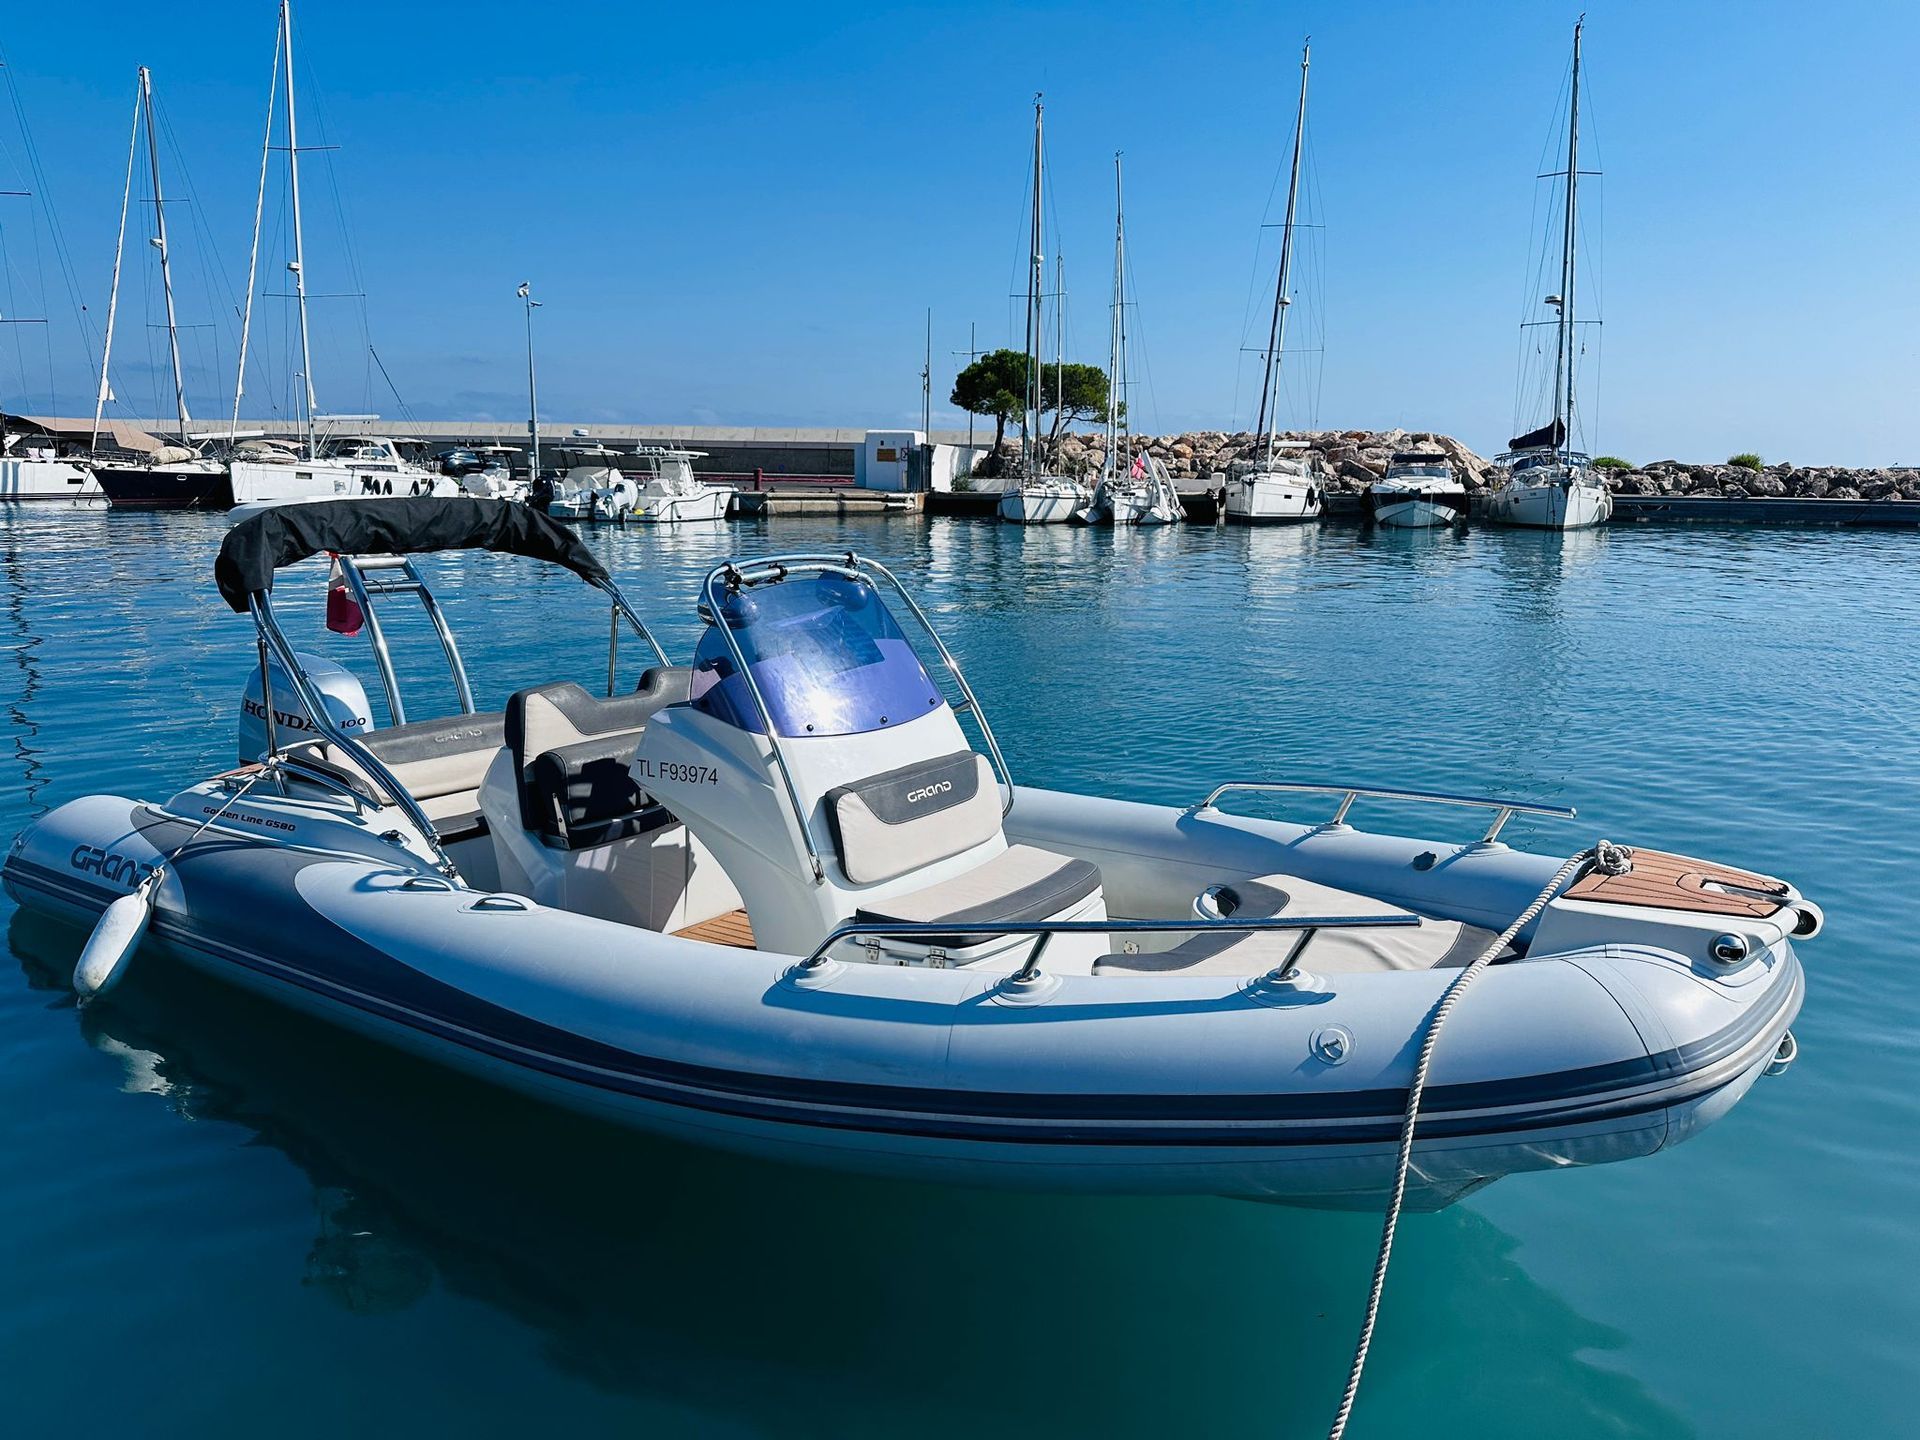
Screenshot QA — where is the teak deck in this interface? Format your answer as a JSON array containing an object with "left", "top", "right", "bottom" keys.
[
  {"left": 674, "top": 908, "right": 756, "bottom": 949},
  {"left": 1563, "top": 848, "right": 1789, "bottom": 918}
]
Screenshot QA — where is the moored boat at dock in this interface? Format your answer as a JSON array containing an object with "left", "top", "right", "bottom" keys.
[
  {"left": 1487, "top": 19, "right": 1612, "bottom": 532},
  {"left": 4, "top": 496, "right": 1816, "bottom": 1211},
  {"left": 1366, "top": 453, "right": 1467, "bottom": 528},
  {"left": 1225, "top": 42, "right": 1323, "bottom": 529}
]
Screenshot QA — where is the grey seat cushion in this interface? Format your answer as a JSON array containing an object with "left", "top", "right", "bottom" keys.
[
  {"left": 852, "top": 843, "right": 1101, "bottom": 949},
  {"left": 826, "top": 750, "right": 1002, "bottom": 885},
  {"left": 526, "top": 738, "right": 672, "bottom": 850},
  {"left": 504, "top": 669, "right": 692, "bottom": 836},
  {"left": 1093, "top": 874, "right": 1511, "bottom": 978}
]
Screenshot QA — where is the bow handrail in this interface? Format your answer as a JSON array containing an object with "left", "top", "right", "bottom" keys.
[{"left": 1188, "top": 780, "right": 1575, "bottom": 845}]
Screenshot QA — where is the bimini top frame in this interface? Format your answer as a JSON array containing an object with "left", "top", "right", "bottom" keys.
[
  {"left": 218, "top": 497, "right": 671, "bottom": 872},
  {"left": 700, "top": 551, "right": 1013, "bottom": 885}
]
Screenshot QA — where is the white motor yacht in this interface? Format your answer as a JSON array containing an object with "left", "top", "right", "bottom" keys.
[
  {"left": 452, "top": 446, "right": 529, "bottom": 503},
  {"left": 1365, "top": 453, "right": 1468, "bottom": 528},
  {"left": 631, "top": 448, "right": 730, "bottom": 523},
  {"left": 7, "top": 495, "right": 1815, "bottom": 1215},
  {"left": 545, "top": 444, "right": 636, "bottom": 523}
]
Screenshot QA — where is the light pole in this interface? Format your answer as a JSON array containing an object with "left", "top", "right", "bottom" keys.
[{"left": 518, "top": 281, "right": 541, "bottom": 483}]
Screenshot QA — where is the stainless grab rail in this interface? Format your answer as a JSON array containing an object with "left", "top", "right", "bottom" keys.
[
  {"left": 1189, "top": 780, "right": 1575, "bottom": 845},
  {"left": 249, "top": 592, "right": 459, "bottom": 877},
  {"left": 799, "top": 911, "right": 1422, "bottom": 984},
  {"left": 699, "top": 552, "right": 1017, "bottom": 886}
]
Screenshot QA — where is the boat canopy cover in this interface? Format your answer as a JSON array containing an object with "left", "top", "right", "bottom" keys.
[
  {"left": 1508, "top": 419, "right": 1566, "bottom": 452},
  {"left": 216, "top": 497, "right": 609, "bottom": 612}
]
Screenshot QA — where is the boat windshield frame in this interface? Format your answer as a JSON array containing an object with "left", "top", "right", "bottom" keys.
[{"left": 698, "top": 552, "right": 1014, "bottom": 884}]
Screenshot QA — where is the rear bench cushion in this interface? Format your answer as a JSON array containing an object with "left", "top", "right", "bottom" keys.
[
  {"left": 286, "top": 711, "right": 505, "bottom": 839},
  {"left": 361, "top": 711, "right": 505, "bottom": 802},
  {"left": 826, "top": 750, "right": 1001, "bottom": 885},
  {"left": 852, "top": 844, "right": 1101, "bottom": 949}
]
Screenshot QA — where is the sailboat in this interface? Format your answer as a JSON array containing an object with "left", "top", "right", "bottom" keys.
[
  {"left": 149, "top": 1, "right": 443, "bottom": 512},
  {"left": 1486, "top": 18, "right": 1613, "bottom": 532},
  {"left": 1080, "top": 155, "right": 1181, "bottom": 526},
  {"left": 88, "top": 66, "right": 231, "bottom": 506},
  {"left": 998, "top": 97, "right": 1091, "bottom": 525},
  {"left": 0, "top": 69, "right": 102, "bottom": 505},
  {"left": 1225, "top": 41, "right": 1323, "bottom": 527}
]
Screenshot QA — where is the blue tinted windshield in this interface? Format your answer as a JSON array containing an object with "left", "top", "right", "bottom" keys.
[{"left": 690, "top": 571, "right": 944, "bottom": 737}]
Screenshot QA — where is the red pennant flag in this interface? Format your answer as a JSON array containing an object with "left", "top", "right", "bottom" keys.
[{"left": 325, "top": 557, "right": 364, "bottom": 636}]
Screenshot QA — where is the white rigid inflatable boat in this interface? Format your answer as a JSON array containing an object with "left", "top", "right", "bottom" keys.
[{"left": 3, "top": 499, "right": 1814, "bottom": 1211}]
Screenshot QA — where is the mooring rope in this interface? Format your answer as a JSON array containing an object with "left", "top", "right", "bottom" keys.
[{"left": 1326, "top": 838, "right": 1631, "bottom": 1439}]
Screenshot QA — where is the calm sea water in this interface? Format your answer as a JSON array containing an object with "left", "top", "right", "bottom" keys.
[{"left": 2, "top": 509, "right": 1914, "bottom": 1437}]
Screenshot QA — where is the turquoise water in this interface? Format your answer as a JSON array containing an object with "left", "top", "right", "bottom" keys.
[{"left": 1, "top": 510, "right": 1913, "bottom": 1437}]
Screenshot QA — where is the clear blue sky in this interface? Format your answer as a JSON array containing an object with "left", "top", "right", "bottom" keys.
[{"left": 1, "top": 0, "right": 1914, "bottom": 464}]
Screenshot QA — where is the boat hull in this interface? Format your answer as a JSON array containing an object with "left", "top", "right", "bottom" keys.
[
  {"left": 1366, "top": 489, "right": 1468, "bottom": 529},
  {"left": 1, "top": 458, "right": 104, "bottom": 506},
  {"left": 632, "top": 488, "right": 730, "bottom": 523},
  {"left": 95, "top": 465, "right": 232, "bottom": 508},
  {"left": 1224, "top": 473, "right": 1321, "bottom": 525},
  {"left": 999, "top": 484, "right": 1088, "bottom": 524},
  {"left": 3, "top": 788, "right": 1805, "bottom": 1210},
  {"left": 1486, "top": 479, "right": 1613, "bottom": 530}
]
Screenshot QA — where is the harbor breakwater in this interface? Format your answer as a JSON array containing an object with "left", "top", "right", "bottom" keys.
[{"left": 998, "top": 429, "right": 1919, "bottom": 503}]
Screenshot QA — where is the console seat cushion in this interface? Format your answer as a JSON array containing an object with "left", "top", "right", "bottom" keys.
[
  {"left": 1092, "top": 874, "right": 1511, "bottom": 978},
  {"left": 527, "top": 737, "right": 672, "bottom": 850},
  {"left": 852, "top": 844, "right": 1102, "bottom": 950},
  {"left": 504, "top": 671, "right": 691, "bottom": 767},
  {"left": 503, "top": 670, "right": 692, "bottom": 838},
  {"left": 827, "top": 750, "right": 1002, "bottom": 885}
]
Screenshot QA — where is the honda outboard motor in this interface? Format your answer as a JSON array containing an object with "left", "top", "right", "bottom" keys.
[{"left": 238, "top": 652, "right": 373, "bottom": 763}]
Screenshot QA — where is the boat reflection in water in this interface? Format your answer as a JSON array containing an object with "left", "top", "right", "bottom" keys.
[{"left": 9, "top": 909, "right": 1695, "bottom": 1439}]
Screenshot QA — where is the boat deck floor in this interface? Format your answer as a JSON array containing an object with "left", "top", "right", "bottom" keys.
[
  {"left": 1564, "top": 848, "right": 1789, "bottom": 918},
  {"left": 674, "top": 908, "right": 756, "bottom": 949}
]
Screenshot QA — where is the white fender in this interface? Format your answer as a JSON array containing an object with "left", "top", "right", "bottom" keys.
[{"left": 74, "top": 878, "right": 158, "bottom": 1002}]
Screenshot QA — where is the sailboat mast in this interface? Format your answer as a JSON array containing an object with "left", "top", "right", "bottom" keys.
[
  {"left": 1552, "top": 17, "right": 1583, "bottom": 460},
  {"left": 1053, "top": 252, "right": 1063, "bottom": 449},
  {"left": 1107, "top": 152, "right": 1125, "bottom": 482},
  {"left": 1023, "top": 95, "right": 1043, "bottom": 479},
  {"left": 141, "top": 68, "right": 192, "bottom": 444},
  {"left": 231, "top": 17, "right": 280, "bottom": 445},
  {"left": 91, "top": 74, "right": 142, "bottom": 453},
  {"left": 1259, "top": 40, "right": 1310, "bottom": 468},
  {"left": 281, "top": 0, "right": 317, "bottom": 458}
]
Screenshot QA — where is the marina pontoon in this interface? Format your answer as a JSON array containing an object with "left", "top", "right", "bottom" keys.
[{"left": 4, "top": 498, "right": 1812, "bottom": 1210}]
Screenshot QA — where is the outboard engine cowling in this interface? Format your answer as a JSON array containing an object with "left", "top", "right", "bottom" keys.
[{"left": 239, "top": 652, "right": 373, "bottom": 763}]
